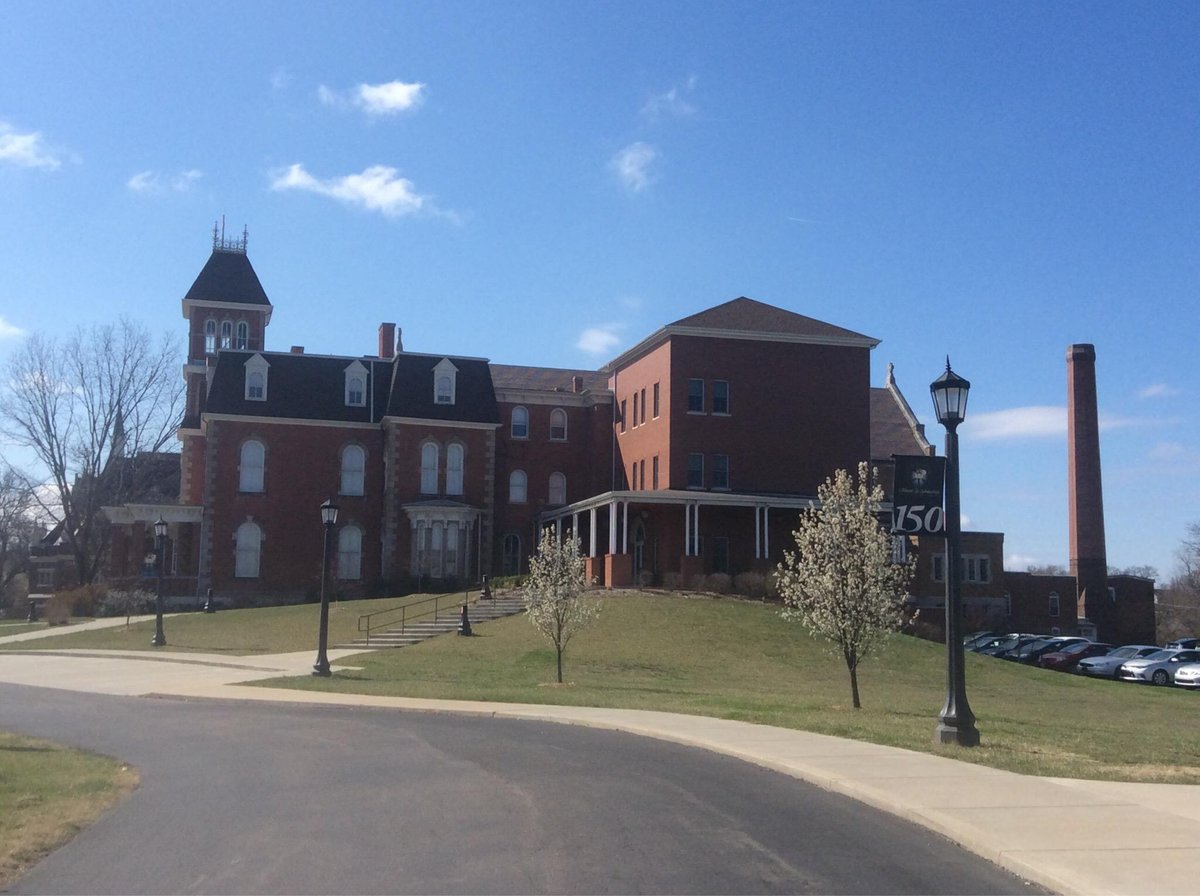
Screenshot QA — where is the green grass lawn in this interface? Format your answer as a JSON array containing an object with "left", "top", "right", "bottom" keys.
[
  {"left": 8, "top": 591, "right": 1198, "bottom": 782},
  {"left": 0, "top": 732, "right": 138, "bottom": 889},
  {"left": 0, "top": 592, "right": 464, "bottom": 655}
]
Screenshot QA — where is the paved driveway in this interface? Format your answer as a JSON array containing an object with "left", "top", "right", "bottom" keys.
[{"left": 1, "top": 684, "right": 1036, "bottom": 895}]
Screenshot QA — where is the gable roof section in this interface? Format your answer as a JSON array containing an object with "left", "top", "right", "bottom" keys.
[
  {"left": 205, "top": 351, "right": 390, "bottom": 423},
  {"left": 183, "top": 249, "right": 272, "bottom": 307},
  {"left": 870, "top": 366, "right": 934, "bottom": 460},
  {"left": 489, "top": 364, "right": 609, "bottom": 394},
  {"left": 385, "top": 354, "right": 499, "bottom": 423},
  {"left": 606, "top": 296, "right": 879, "bottom": 371}
]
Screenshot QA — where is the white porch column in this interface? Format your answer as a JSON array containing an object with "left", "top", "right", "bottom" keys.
[
  {"left": 683, "top": 504, "right": 691, "bottom": 556},
  {"left": 754, "top": 505, "right": 762, "bottom": 559},
  {"left": 555, "top": 516, "right": 563, "bottom": 540},
  {"left": 608, "top": 500, "right": 618, "bottom": 554},
  {"left": 693, "top": 502, "right": 700, "bottom": 555},
  {"left": 762, "top": 506, "right": 769, "bottom": 557},
  {"left": 621, "top": 501, "right": 629, "bottom": 553},
  {"left": 589, "top": 506, "right": 598, "bottom": 557}
]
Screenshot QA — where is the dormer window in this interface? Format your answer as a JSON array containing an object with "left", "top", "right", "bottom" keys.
[
  {"left": 344, "top": 360, "right": 368, "bottom": 407},
  {"left": 244, "top": 354, "right": 269, "bottom": 402},
  {"left": 433, "top": 358, "right": 458, "bottom": 405}
]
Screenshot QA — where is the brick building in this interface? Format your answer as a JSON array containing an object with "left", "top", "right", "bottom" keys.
[
  {"left": 102, "top": 234, "right": 934, "bottom": 603},
  {"left": 99, "top": 234, "right": 1156, "bottom": 645}
]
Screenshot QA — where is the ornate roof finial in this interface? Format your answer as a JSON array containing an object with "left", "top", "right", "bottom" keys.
[{"left": 211, "top": 217, "right": 249, "bottom": 254}]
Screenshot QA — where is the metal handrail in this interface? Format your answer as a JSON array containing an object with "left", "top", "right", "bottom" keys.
[{"left": 357, "top": 589, "right": 478, "bottom": 646}]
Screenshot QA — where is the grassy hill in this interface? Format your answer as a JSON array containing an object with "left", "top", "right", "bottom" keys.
[{"left": 8, "top": 591, "right": 1198, "bottom": 782}]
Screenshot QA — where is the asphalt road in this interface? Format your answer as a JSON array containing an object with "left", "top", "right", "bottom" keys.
[{"left": 1, "top": 684, "right": 1039, "bottom": 895}]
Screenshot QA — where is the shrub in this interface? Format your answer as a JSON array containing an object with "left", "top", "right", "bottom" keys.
[
  {"left": 43, "top": 593, "right": 72, "bottom": 625},
  {"left": 733, "top": 571, "right": 767, "bottom": 599},
  {"left": 707, "top": 572, "right": 732, "bottom": 594},
  {"left": 662, "top": 571, "right": 681, "bottom": 590},
  {"left": 52, "top": 583, "right": 108, "bottom": 617},
  {"left": 98, "top": 589, "right": 157, "bottom": 619}
]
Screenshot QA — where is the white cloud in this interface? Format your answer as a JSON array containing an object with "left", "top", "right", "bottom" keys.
[
  {"left": 1139, "top": 383, "right": 1180, "bottom": 399},
  {"left": 0, "top": 315, "right": 25, "bottom": 339},
  {"left": 271, "top": 66, "right": 291, "bottom": 91},
  {"left": 1148, "top": 441, "right": 1187, "bottom": 461},
  {"left": 1006, "top": 553, "right": 1042, "bottom": 571},
  {"left": 270, "top": 163, "right": 433, "bottom": 217},
  {"left": 356, "top": 80, "right": 425, "bottom": 114},
  {"left": 0, "top": 122, "right": 62, "bottom": 170},
  {"left": 318, "top": 80, "right": 426, "bottom": 115},
  {"left": 611, "top": 142, "right": 658, "bottom": 193},
  {"left": 642, "top": 77, "right": 697, "bottom": 121},
  {"left": 127, "top": 169, "right": 202, "bottom": 194},
  {"left": 577, "top": 325, "right": 622, "bottom": 356},
  {"left": 968, "top": 406, "right": 1066, "bottom": 440}
]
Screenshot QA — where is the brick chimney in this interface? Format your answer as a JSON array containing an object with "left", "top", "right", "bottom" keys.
[
  {"left": 1067, "top": 344, "right": 1109, "bottom": 630},
  {"left": 378, "top": 322, "right": 396, "bottom": 360}
]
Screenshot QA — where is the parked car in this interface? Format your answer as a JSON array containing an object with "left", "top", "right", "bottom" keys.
[
  {"left": 963, "top": 631, "right": 1005, "bottom": 650},
  {"left": 1006, "top": 636, "right": 1087, "bottom": 664},
  {"left": 1173, "top": 663, "right": 1200, "bottom": 689},
  {"left": 973, "top": 633, "right": 1041, "bottom": 657},
  {"left": 1076, "top": 645, "right": 1160, "bottom": 679},
  {"left": 1037, "top": 641, "right": 1113, "bottom": 672},
  {"left": 1118, "top": 649, "right": 1200, "bottom": 686},
  {"left": 1165, "top": 637, "right": 1200, "bottom": 650}
]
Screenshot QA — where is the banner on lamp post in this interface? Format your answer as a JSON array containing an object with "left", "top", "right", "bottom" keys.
[{"left": 891, "top": 454, "right": 947, "bottom": 536}]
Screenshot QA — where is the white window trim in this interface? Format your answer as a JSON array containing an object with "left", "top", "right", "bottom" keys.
[
  {"left": 244, "top": 353, "right": 270, "bottom": 402},
  {"left": 512, "top": 406, "right": 529, "bottom": 439},
  {"left": 344, "top": 360, "right": 368, "bottom": 408},
  {"left": 687, "top": 378, "right": 705, "bottom": 414},
  {"left": 340, "top": 444, "right": 366, "bottom": 496},
  {"left": 433, "top": 358, "right": 458, "bottom": 405},
  {"left": 712, "top": 380, "right": 731, "bottom": 416},
  {"left": 239, "top": 439, "right": 265, "bottom": 493},
  {"left": 549, "top": 408, "right": 567, "bottom": 442}
]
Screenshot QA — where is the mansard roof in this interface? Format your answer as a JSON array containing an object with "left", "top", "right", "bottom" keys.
[
  {"left": 384, "top": 354, "right": 499, "bottom": 423},
  {"left": 183, "top": 249, "right": 272, "bottom": 308},
  {"left": 205, "top": 351, "right": 391, "bottom": 423}
]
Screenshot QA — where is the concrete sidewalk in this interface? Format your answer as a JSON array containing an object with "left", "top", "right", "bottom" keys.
[{"left": 0, "top": 636, "right": 1196, "bottom": 895}]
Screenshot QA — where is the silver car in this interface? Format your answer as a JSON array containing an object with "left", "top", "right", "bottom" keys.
[
  {"left": 1117, "top": 649, "right": 1200, "bottom": 686},
  {"left": 1076, "top": 644, "right": 1159, "bottom": 679},
  {"left": 1173, "top": 663, "right": 1200, "bottom": 689}
]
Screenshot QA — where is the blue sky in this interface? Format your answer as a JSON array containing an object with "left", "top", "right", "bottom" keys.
[{"left": 2, "top": 1, "right": 1197, "bottom": 579}]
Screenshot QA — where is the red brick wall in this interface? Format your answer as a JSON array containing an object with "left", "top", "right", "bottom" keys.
[{"left": 205, "top": 419, "right": 385, "bottom": 599}]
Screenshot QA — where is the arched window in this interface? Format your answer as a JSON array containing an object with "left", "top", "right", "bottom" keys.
[
  {"left": 235, "top": 521, "right": 262, "bottom": 578},
  {"left": 509, "top": 470, "right": 527, "bottom": 503},
  {"left": 420, "top": 442, "right": 439, "bottom": 494},
  {"left": 235, "top": 321, "right": 249, "bottom": 350},
  {"left": 446, "top": 443, "right": 464, "bottom": 496},
  {"left": 436, "top": 375, "right": 453, "bottom": 404},
  {"left": 337, "top": 526, "right": 362, "bottom": 580},
  {"left": 347, "top": 376, "right": 365, "bottom": 407},
  {"left": 502, "top": 534, "right": 521, "bottom": 576},
  {"left": 548, "top": 471, "right": 566, "bottom": 505},
  {"left": 220, "top": 320, "right": 233, "bottom": 349},
  {"left": 340, "top": 445, "right": 365, "bottom": 496},
  {"left": 239, "top": 440, "right": 264, "bottom": 492},
  {"left": 549, "top": 408, "right": 567, "bottom": 441},
  {"left": 511, "top": 406, "right": 529, "bottom": 439},
  {"left": 204, "top": 319, "right": 216, "bottom": 354}
]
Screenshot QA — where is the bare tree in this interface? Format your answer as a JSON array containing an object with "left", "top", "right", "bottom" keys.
[
  {"left": 0, "top": 319, "right": 183, "bottom": 585},
  {"left": 1158, "top": 522, "right": 1200, "bottom": 641},
  {"left": 523, "top": 529, "right": 599, "bottom": 684},
  {"left": 776, "top": 462, "right": 913, "bottom": 709},
  {"left": 0, "top": 464, "right": 39, "bottom": 608}
]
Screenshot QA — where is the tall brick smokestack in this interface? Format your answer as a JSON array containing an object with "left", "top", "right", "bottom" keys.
[{"left": 1067, "top": 344, "right": 1108, "bottom": 623}]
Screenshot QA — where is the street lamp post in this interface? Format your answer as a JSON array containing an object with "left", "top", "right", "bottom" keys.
[
  {"left": 151, "top": 516, "right": 168, "bottom": 647},
  {"left": 313, "top": 498, "right": 339, "bottom": 677},
  {"left": 930, "top": 359, "right": 980, "bottom": 747}
]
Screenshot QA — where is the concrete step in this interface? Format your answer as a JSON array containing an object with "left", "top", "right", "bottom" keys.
[{"left": 340, "top": 595, "right": 526, "bottom": 650}]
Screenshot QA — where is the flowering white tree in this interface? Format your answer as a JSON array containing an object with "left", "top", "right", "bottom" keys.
[
  {"left": 776, "top": 462, "right": 913, "bottom": 709},
  {"left": 524, "top": 529, "right": 599, "bottom": 683}
]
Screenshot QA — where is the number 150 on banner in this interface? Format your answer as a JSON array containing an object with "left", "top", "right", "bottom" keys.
[{"left": 891, "top": 454, "right": 947, "bottom": 536}]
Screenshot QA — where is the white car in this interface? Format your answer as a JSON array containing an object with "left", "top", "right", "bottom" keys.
[
  {"left": 1173, "top": 663, "right": 1200, "bottom": 689},
  {"left": 1076, "top": 645, "right": 1160, "bottom": 679},
  {"left": 1118, "top": 649, "right": 1200, "bottom": 686}
]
